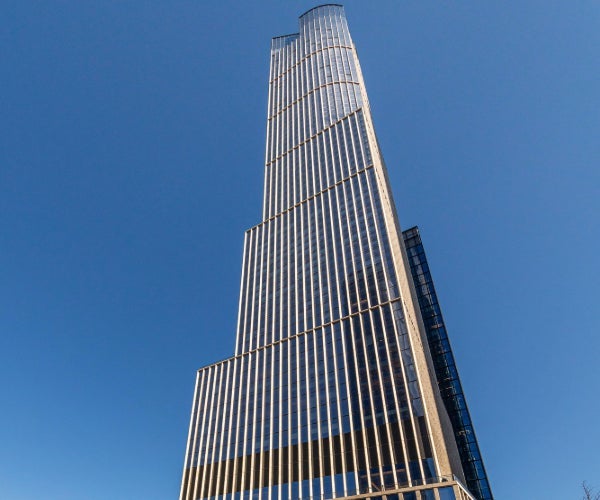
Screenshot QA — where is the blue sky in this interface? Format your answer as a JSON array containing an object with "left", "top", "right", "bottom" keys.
[{"left": 1, "top": 1, "right": 599, "bottom": 499}]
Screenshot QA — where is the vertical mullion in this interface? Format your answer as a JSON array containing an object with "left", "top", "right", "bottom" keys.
[
  {"left": 300, "top": 202, "right": 308, "bottom": 335},
  {"left": 268, "top": 217, "right": 276, "bottom": 347},
  {"left": 188, "top": 370, "right": 207, "bottom": 500},
  {"left": 264, "top": 46, "right": 274, "bottom": 219},
  {"left": 347, "top": 172, "right": 384, "bottom": 487},
  {"left": 247, "top": 228, "right": 260, "bottom": 352},
  {"left": 260, "top": 217, "right": 271, "bottom": 349},
  {"left": 205, "top": 365, "right": 224, "bottom": 498},
  {"left": 362, "top": 169, "right": 412, "bottom": 486},
  {"left": 338, "top": 177, "right": 366, "bottom": 486},
  {"left": 222, "top": 359, "right": 241, "bottom": 496},
  {"left": 286, "top": 167, "right": 294, "bottom": 342},
  {"left": 320, "top": 327, "right": 336, "bottom": 491},
  {"left": 235, "top": 231, "right": 251, "bottom": 355},
  {"left": 257, "top": 348, "right": 268, "bottom": 497},
  {"left": 195, "top": 368, "right": 217, "bottom": 499},
  {"left": 214, "top": 362, "right": 234, "bottom": 497},
  {"left": 238, "top": 355, "right": 251, "bottom": 495},
  {"left": 248, "top": 352, "right": 260, "bottom": 495},
  {"left": 319, "top": 184, "right": 334, "bottom": 326},
  {"left": 277, "top": 207, "right": 283, "bottom": 345},
  {"left": 230, "top": 356, "right": 247, "bottom": 495},
  {"left": 329, "top": 320, "right": 350, "bottom": 496},
  {"left": 293, "top": 337, "right": 301, "bottom": 497},
  {"left": 325, "top": 186, "right": 341, "bottom": 324},
  {"left": 181, "top": 370, "right": 204, "bottom": 500}
]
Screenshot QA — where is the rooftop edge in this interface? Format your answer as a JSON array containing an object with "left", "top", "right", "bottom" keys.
[{"left": 300, "top": 4, "right": 344, "bottom": 19}]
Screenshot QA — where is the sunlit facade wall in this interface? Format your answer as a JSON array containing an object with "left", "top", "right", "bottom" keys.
[{"left": 180, "top": 5, "right": 489, "bottom": 500}]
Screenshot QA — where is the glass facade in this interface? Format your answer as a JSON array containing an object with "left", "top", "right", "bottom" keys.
[
  {"left": 402, "top": 228, "right": 493, "bottom": 500},
  {"left": 180, "top": 6, "right": 490, "bottom": 500}
]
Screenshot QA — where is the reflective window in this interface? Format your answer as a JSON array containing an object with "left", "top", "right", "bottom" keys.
[{"left": 439, "top": 486, "right": 457, "bottom": 500}]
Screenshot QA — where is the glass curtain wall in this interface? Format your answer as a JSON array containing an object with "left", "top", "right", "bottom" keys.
[{"left": 180, "top": 6, "right": 485, "bottom": 500}]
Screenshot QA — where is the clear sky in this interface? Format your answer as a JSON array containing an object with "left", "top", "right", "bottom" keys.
[{"left": 1, "top": 1, "right": 599, "bottom": 499}]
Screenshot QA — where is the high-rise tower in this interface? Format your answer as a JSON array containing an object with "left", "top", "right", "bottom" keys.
[{"left": 180, "top": 6, "right": 492, "bottom": 500}]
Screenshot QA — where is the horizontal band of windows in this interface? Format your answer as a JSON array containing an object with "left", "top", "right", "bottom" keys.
[
  {"left": 265, "top": 107, "right": 364, "bottom": 166},
  {"left": 265, "top": 107, "right": 363, "bottom": 167},
  {"left": 270, "top": 44, "right": 355, "bottom": 83},
  {"left": 249, "top": 165, "right": 373, "bottom": 234},
  {"left": 268, "top": 80, "right": 360, "bottom": 121}
]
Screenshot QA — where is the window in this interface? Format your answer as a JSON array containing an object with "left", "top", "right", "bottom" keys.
[{"left": 438, "top": 486, "right": 457, "bottom": 500}]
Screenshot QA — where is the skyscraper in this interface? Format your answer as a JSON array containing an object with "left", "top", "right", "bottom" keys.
[{"left": 180, "top": 5, "right": 492, "bottom": 500}]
